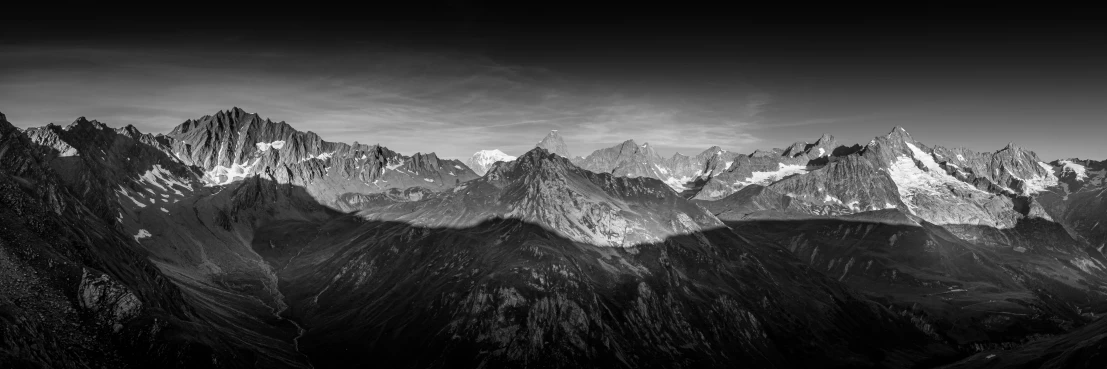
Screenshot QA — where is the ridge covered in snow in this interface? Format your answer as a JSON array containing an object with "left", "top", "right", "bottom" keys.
[{"left": 465, "top": 149, "right": 517, "bottom": 176}]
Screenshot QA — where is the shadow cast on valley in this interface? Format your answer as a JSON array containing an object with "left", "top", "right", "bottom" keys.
[{"left": 214, "top": 177, "right": 962, "bottom": 369}]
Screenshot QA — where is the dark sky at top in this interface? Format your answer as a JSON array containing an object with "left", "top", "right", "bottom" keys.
[{"left": 3, "top": 4, "right": 1105, "bottom": 160}]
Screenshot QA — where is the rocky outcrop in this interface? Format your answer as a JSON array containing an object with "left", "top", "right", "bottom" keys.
[
  {"left": 78, "top": 268, "right": 143, "bottom": 332},
  {"left": 1035, "top": 158, "right": 1107, "bottom": 249}
]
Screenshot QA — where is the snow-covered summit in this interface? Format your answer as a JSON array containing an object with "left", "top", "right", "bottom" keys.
[{"left": 465, "top": 149, "right": 517, "bottom": 176}]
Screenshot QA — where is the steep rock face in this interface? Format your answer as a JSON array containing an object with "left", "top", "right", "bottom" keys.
[
  {"left": 928, "top": 143, "right": 1057, "bottom": 196},
  {"left": 167, "top": 107, "right": 479, "bottom": 205},
  {"left": 536, "top": 130, "right": 571, "bottom": 158},
  {"left": 23, "top": 118, "right": 203, "bottom": 227},
  {"left": 358, "top": 148, "right": 724, "bottom": 247},
  {"left": 0, "top": 112, "right": 270, "bottom": 368},
  {"left": 576, "top": 140, "right": 669, "bottom": 178},
  {"left": 1035, "top": 158, "right": 1107, "bottom": 249},
  {"left": 694, "top": 133, "right": 838, "bottom": 200},
  {"left": 465, "top": 149, "right": 516, "bottom": 175},
  {"left": 858, "top": 128, "right": 1047, "bottom": 228}
]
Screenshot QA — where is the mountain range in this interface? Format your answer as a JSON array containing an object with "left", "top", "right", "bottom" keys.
[{"left": 2, "top": 107, "right": 1105, "bottom": 369}]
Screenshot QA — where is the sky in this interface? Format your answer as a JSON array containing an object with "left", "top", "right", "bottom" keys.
[{"left": 2, "top": 5, "right": 1105, "bottom": 161}]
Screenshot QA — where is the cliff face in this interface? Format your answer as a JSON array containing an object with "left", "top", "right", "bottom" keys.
[
  {"left": 536, "top": 130, "right": 571, "bottom": 158},
  {"left": 166, "top": 107, "right": 478, "bottom": 206}
]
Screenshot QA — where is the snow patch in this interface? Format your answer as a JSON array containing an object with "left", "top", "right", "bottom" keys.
[
  {"left": 423, "top": 178, "right": 434, "bottom": 182},
  {"left": 386, "top": 159, "right": 404, "bottom": 171},
  {"left": 301, "top": 151, "right": 335, "bottom": 162},
  {"left": 888, "top": 143, "right": 987, "bottom": 213},
  {"left": 117, "top": 187, "right": 147, "bottom": 208},
  {"left": 134, "top": 229, "right": 151, "bottom": 242},
  {"left": 254, "top": 140, "right": 286, "bottom": 151},
  {"left": 956, "top": 154, "right": 965, "bottom": 161},
  {"left": 1020, "top": 167, "right": 1058, "bottom": 195},
  {"left": 140, "top": 165, "right": 189, "bottom": 196},
  {"left": 1060, "top": 160, "right": 1088, "bottom": 181},
  {"left": 817, "top": 148, "right": 826, "bottom": 157},
  {"left": 205, "top": 158, "right": 260, "bottom": 186},
  {"left": 732, "top": 163, "right": 808, "bottom": 187},
  {"left": 664, "top": 176, "right": 694, "bottom": 191}
]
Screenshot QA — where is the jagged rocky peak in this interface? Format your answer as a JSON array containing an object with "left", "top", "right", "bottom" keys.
[
  {"left": 165, "top": 107, "right": 479, "bottom": 195},
  {"left": 115, "top": 124, "right": 143, "bottom": 139},
  {"left": 536, "top": 129, "right": 571, "bottom": 158},
  {"left": 886, "top": 126, "right": 912, "bottom": 140},
  {"left": 64, "top": 116, "right": 110, "bottom": 131},
  {"left": 486, "top": 147, "right": 572, "bottom": 179},
  {"left": 617, "top": 139, "right": 646, "bottom": 154},
  {"left": 749, "top": 148, "right": 780, "bottom": 158},
  {"left": 815, "top": 133, "right": 834, "bottom": 144},
  {"left": 465, "top": 149, "right": 516, "bottom": 176},
  {"left": 700, "top": 145, "right": 725, "bottom": 156},
  {"left": 639, "top": 141, "right": 660, "bottom": 157},
  {"left": 783, "top": 141, "right": 808, "bottom": 157}
]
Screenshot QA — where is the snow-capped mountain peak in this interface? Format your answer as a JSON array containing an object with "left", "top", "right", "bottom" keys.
[{"left": 465, "top": 149, "right": 517, "bottom": 176}]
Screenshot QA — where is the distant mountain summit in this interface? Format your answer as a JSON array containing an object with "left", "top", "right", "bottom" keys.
[
  {"left": 360, "top": 147, "right": 722, "bottom": 247},
  {"left": 167, "top": 107, "right": 479, "bottom": 206},
  {"left": 535, "top": 130, "right": 571, "bottom": 158},
  {"left": 694, "top": 133, "right": 838, "bottom": 200},
  {"left": 464, "top": 149, "right": 516, "bottom": 176}
]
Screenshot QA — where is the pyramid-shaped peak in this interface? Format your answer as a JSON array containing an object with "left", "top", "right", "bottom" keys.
[
  {"left": 495, "top": 146, "right": 576, "bottom": 176},
  {"left": 66, "top": 116, "right": 107, "bottom": 131},
  {"left": 816, "top": 133, "right": 835, "bottom": 144},
  {"left": 883, "top": 126, "right": 913, "bottom": 142},
  {"left": 536, "top": 129, "right": 571, "bottom": 158},
  {"left": 117, "top": 124, "right": 143, "bottom": 138},
  {"left": 701, "top": 145, "right": 725, "bottom": 154}
]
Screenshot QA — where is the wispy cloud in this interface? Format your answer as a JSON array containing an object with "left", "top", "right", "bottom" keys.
[{"left": 0, "top": 44, "right": 770, "bottom": 159}]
